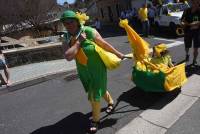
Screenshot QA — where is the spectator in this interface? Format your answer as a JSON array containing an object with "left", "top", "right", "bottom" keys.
[
  {"left": 94, "top": 18, "right": 101, "bottom": 33},
  {"left": 131, "top": 8, "right": 138, "bottom": 27},
  {"left": 148, "top": 4, "right": 156, "bottom": 26},
  {"left": 0, "top": 50, "right": 11, "bottom": 87},
  {"left": 138, "top": 3, "right": 150, "bottom": 37},
  {"left": 120, "top": 11, "right": 126, "bottom": 19},
  {"left": 181, "top": 0, "right": 200, "bottom": 66},
  {"left": 148, "top": 4, "right": 156, "bottom": 35},
  {"left": 60, "top": 10, "right": 124, "bottom": 133}
]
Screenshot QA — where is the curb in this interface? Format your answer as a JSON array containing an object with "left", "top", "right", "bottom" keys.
[{"left": 0, "top": 68, "right": 78, "bottom": 96}]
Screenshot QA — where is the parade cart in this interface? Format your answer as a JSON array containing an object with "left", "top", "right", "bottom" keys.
[{"left": 119, "top": 19, "right": 187, "bottom": 92}]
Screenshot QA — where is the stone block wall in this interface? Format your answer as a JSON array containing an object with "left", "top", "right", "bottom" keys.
[{"left": 3, "top": 42, "right": 64, "bottom": 67}]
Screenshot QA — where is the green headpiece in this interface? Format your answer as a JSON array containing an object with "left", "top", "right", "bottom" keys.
[
  {"left": 60, "top": 10, "right": 79, "bottom": 22},
  {"left": 60, "top": 10, "right": 89, "bottom": 25}
]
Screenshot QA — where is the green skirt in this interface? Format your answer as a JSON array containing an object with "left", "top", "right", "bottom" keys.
[{"left": 76, "top": 41, "right": 107, "bottom": 101}]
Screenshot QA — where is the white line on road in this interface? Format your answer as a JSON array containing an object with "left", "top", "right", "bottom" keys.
[
  {"left": 152, "top": 37, "right": 184, "bottom": 48},
  {"left": 125, "top": 37, "right": 184, "bottom": 55}
]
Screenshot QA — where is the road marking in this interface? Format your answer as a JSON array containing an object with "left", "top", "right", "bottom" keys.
[
  {"left": 152, "top": 37, "right": 177, "bottom": 41},
  {"left": 125, "top": 38, "right": 184, "bottom": 56},
  {"left": 152, "top": 37, "right": 184, "bottom": 48}
]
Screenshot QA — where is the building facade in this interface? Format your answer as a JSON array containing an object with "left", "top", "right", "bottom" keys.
[{"left": 96, "top": 0, "right": 132, "bottom": 24}]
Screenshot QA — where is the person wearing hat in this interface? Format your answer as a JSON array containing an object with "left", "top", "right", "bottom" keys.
[
  {"left": 151, "top": 43, "right": 174, "bottom": 67},
  {"left": 138, "top": 3, "right": 150, "bottom": 37},
  {"left": 60, "top": 10, "right": 124, "bottom": 133},
  {"left": 181, "top": 0, "right": 200, "bottom": 66}
]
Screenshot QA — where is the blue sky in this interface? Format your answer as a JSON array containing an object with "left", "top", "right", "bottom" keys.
[{"left": 57, "top": 0, "right": 76, "bottom": 5}]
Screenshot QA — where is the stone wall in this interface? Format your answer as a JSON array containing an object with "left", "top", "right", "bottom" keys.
[{"left": 3, "top": 42, "right": 64, "bottom": 67}]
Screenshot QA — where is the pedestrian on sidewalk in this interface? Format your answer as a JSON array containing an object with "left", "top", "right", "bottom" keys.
[
  {"left": 0, "top": 50, "right": 11, "bottom": 87},
  {"left": 148, "top": 4, "right": 156, "bottom": 35},
  {"left": 60, "top": 10, "right": 124, "bottom": 133},
  {"left": 181, "top": 0, "right": 200, "bottom": 66},
  {"left": 138, "top": 3, "right": 150, "bottom": 37}
]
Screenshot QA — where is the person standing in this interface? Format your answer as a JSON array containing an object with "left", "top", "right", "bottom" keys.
[
  {"left": 181, "top": 0, "right": 200, "bottom": 65},
  {"left": 120, "top": 10, "right": 126, "bottom": 19},
  {"left": 94, "top": 18, "right": 101, "bottom": 33},
  {"left": 60, "top": 10, "right": 124, "bottom": 133},
  {"left": 0, "top": 50, "right": 11, "bottom": 87},
  {"left": 138, "top": 3, "right": 150, "bottom": 37},
  {"left": 148, "top": 4, "right": 156, "bottom": 35}
]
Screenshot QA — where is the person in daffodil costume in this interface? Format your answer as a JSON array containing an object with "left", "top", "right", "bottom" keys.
[
  {"left": 60, "top": 10, "right": 124, "bottom": 133},
  {"left": 151, "top": 44, "right": 174, "bottom": 68}
]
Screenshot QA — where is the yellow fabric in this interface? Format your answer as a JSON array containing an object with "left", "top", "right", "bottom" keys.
[
  {"left": 90, "top": 91, "right": 113, "bottom": 122},
  {"left": 164, "top": 63, "right": 187, "bottom": 91},
  {"left": 151, "top": 55, "right": 174, "bottom": 67},
  {"left": 154, "top": 44, "right": 167, "bottom": 57},
  {"left": 119, "top": 19, "right": 187, "bottom": 92},
  {"left": 103, "top": 91, "right": 114, "bottom": 104},
  {"left": 71, "top": 37, "right": 88, "bottom": 66},
  {"left": 119, "top": 19, "right": 150, "bottom": 62},
  {"left": 76, "top": 48, "right": 88, "bottom": 65},
  {"left": 76, "top": 12, "right": 89, "bottom": 25},
  {"left": 95, "top": 44, "right": 121, "bottom": 70},
  {"left": 136, "top": 58, "right": 160, "bottom": 72},
  {"left": 90, "top": 101, "right": 101, "bottom": 122},
  {"left": 138, "top": 8, "right": 148, "bottom": 22},
  {"left": 136, "top": 60, "right": 187, "bottom": 92}
]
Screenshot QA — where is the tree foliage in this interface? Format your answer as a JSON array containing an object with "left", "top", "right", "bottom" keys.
[{"left": 0, "top": 0, "right": 57, "bottom": 35}]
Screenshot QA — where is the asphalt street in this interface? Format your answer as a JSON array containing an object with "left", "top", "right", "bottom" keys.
[{"left": 0, "top": 34, "right": 200, "bottom": 134}]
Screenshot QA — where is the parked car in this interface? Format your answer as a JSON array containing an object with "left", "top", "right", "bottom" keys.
[{"left": 154, "top": 2, "right": 190, "bottom": 36}]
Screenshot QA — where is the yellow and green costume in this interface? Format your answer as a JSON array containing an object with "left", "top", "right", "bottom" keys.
[
  {"left": 119, "top": 19, "right": 187, "bottom": 92},
  {"left": 64, "top": 26, "right": 107, "bottom": 101},
  {"left": 61, "top": 10, "right": 114, "bottom": 123}
]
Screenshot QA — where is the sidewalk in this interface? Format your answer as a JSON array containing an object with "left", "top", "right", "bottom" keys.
[{"left": 0, "top": 59, "right": 76, "bottom": 93}]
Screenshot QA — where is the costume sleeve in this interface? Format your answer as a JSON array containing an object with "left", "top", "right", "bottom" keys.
[{"left": 83, "top": 26, "right": 95, "bottom": 40}]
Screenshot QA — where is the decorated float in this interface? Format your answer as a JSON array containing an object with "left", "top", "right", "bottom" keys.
[{"left": 119, "top": 19, "right": 187, "bottom": 92}]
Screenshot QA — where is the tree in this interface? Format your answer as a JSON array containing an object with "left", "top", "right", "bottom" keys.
[{"left": 0, "top": 0, "right": 57, "bottom": 36}]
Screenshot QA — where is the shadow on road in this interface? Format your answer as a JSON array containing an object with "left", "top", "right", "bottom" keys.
[
  {"left": 30, "top": 87, "right": 181, "bottom": 134},
  {"left": 185, "top": 64, "right": 200, "bottom": 77},
  {"left": 30, "top": 112, "right": 90, "bottom": 134},
  {"left": 113, "top": 87, "right": 181, "bottom": 113},
  {"left": 30, "top": 110, "right": 118, "bottom": 134}
]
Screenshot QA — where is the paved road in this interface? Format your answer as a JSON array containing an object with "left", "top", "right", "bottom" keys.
[{"left": 0, "top": 35, "right": 200, "bottom": 134}]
